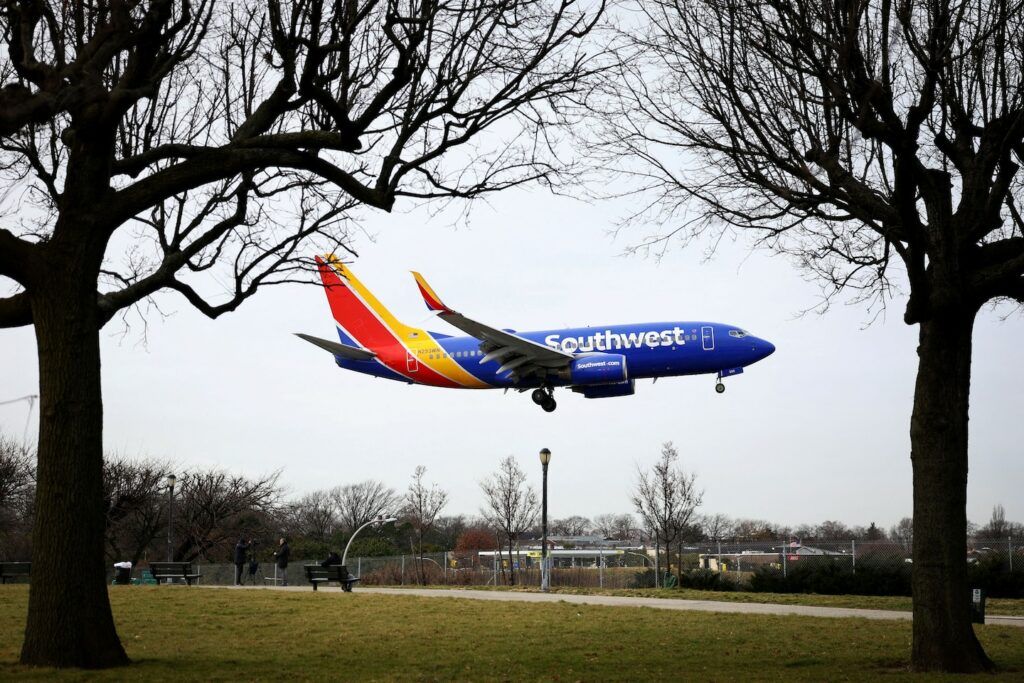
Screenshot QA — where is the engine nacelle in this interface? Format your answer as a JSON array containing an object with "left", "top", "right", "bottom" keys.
[
  {"left": 573, "top": 379, "right": 636, "bottom": 399},
  {"left": 567, "top": 353, "right": 628, "bottom": 385}
]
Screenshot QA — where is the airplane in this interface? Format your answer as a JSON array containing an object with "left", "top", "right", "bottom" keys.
[{"left": 296, "top": 255, "right": 776, "bottom": 412}]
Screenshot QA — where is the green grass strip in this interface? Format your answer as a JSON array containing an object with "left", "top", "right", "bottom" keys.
[{"left": 0, "top": 586, "right": 1021, "bottom": 681}]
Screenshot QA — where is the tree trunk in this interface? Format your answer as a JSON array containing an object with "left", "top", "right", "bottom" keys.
[
  {"left": 653, "top": 532, "right": 660, "bottom": 587},
  {"left": 508, "top": 538, "right": 516, "bottom": 586},
  {"left": 20, "top": 269, "right": 128, "bottom": 668},
  {"left": 910, "top": 310, "right": 991, "bottom": 672}
]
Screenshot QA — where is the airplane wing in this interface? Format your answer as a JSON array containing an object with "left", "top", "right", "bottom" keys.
[
  {"left": 294, "top": 333, "right": 377, "bottom": 361},
  {"left": 411, "top": 271, "right": 574, "bottom": 380}
]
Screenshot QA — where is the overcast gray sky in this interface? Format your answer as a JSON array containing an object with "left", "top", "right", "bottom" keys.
[{"left": 2, "top": 187, "right": 1021, "bottom": 532}]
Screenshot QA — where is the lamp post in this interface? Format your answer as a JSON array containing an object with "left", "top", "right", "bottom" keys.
[
  {"left": 539, "top": 447, "right": 551, "bottom": 592},
  {"left": 166, "top": 473, "right": 177, "bottom": 561},
  {"left": 342, "top": 516, "right": 398, "bottom": 568}
]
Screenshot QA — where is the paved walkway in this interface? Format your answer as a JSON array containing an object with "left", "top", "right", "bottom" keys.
[
  {"left": 352, "top": 587, "right": 1024, "bottom": 628},
  {"left": 211, "top": 584, "right": 1023, "bottom": 627}
]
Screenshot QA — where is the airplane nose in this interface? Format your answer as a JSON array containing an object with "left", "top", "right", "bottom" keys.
[{"left": 754, "top": 338, "right": 775, "bottom": 360}]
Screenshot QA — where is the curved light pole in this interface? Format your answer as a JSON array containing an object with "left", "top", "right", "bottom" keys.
[
  {"left": 342, "top": 516, "right": 397, "bottom": 568},
  {"left": 420, "top": 557, "right": 443, "bottom": 570},
  {"left": 539, "top": 448, "right": 551, "bottom": 592},
  {"left": 166, "top": 473, "right": 177, "bottom": 561},
  {"left": 624, "top": 551, "right": 651, "bottom": 568}
]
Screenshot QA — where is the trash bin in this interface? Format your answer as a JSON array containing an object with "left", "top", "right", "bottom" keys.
[
  {"left": 114, "top": 565, "right": 131, "bottom": 585},
  {"left": 969, "top": 588, "right": 986, "bottom": 624}
]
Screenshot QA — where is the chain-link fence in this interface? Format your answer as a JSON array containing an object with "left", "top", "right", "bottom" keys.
[
  {"left": 691, "top": 538, "right": 1018, "bottom": 576},
  {"left": 130, "top": 537, "right": 1021, "bottom": 595},
  {"left": 162, "top": 550, "right": 653, "bottom": 589}
]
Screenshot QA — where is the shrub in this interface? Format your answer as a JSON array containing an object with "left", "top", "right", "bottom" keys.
[
  {"left": 629, "top": 568, "right": 656, "bottom": 589},
  {"left": 967, "top": 556, "right": 1024, "bottom": 598},
  {"left": 679, "top": 568, "right": 741, "bottom": 592},
  {"left": 749, "top": 566, "right": 787, "bottom": 593},
  {"left": 750, "top": 558, "right": 911, "bottom": 596}
]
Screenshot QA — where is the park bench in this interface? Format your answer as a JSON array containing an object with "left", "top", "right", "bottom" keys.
[
  {"left": 148, "top": 561, "right": 201, "bottom": 585},
  {"left": 304, "top": 564, "right": 360, "bottom": 592},
  {"left": 0, "top": 562, "right": 30, "bottom": 584}
]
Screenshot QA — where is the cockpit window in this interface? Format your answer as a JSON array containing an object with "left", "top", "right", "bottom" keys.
[{"left": 728, "top": 329, "right": 749, "bottom": 338}]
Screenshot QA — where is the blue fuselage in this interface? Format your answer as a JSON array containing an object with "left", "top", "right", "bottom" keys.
[{"left": 335, "top": 321, "right": 775, "bottom": 389}]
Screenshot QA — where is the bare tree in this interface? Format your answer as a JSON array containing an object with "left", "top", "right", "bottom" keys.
[
  {"left": 599, "top": 0, "right": 1022, "bottom": 670},
  {"left": 102, "top": 456, "right": 173, "bottom": 567},
  {"left": 286, "top": 489, "right": 338, "bottom": 543},
  {"left": 0, "top": 434, "right": 34, "bottom": 560},
  {"left": 890, "top": 517, "right": 914, "bottom": 549},
  {"left": 701, "top": 513, "right": 733, "bottom": 543},
  {"left": 479, "top": 455, "right": 538, "bottom": 586},
  {"left": 979, "top": 504, "right": 1011, "bottom": 539},
  {"left": 330, "top": 480, "right": 397, "bottom": 535},
  {"left": 732, "top": 519, "right": 780, "bottom": 541},
  {"left": 0, "top": 0, "right": 606, "bottom": 666},
  {"left": 400, "top": 465, "right": 448, "bottom": 584},
  {"left": 632, "top": 442, "right": 702, "bottom": 583},
  {"left": 551, "top": 515, "right": 592, "bottom": 536},
  {"left": 172, "top": 469, "right": 281, "bottom": 562},
  {"left": 817, "top": 521, "right": 853, "bottom": 541},
  {"left": 592, "top": 512, "right": 635, "bottom": 540},
  {"left": 433, "top": 514, "right": 467, "bottom": 550}
]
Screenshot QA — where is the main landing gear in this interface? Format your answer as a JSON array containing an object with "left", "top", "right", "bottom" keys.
[{"left": 531, "top": 387, "right": 557, "bottom": 413}]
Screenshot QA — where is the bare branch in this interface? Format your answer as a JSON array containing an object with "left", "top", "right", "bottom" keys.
[{"left": 0, "top": 292, "right": 32, "bottom": 329}]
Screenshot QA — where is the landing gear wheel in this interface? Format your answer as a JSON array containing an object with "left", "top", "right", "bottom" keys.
[
  {"left": 541, "top": 398, "right": 557, "bottom": 412},
  {"left": 715, "top": 382, "right": 726, "bottom": 394},
  {"left": 531, "top": 388, "right": 548, "bottom": 405}
]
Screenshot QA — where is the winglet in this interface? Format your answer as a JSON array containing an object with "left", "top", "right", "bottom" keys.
[{"left": 411, "top": 271, "right": 454, "bottom": 314}]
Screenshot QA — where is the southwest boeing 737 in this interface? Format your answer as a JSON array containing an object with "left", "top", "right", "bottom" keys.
[{"left": 297, "top": 255, "right": 775, "bottom": 412}]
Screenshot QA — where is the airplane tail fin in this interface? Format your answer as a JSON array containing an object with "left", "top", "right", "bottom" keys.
[{"left": 315, "top": 254, "right": 424, "bottom": 349}]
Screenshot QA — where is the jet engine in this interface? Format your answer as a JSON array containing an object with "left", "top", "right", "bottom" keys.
[
  {"left": 565, "top": 353, "right": 628, "bottom": 385},
  {"left": 573, "top": 379, "right": 636, "bottom": 399}
]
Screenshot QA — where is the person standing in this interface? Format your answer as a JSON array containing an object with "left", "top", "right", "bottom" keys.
[
  {"left": 273, "top": 537, "right": 290, "bottom": 586},
  {"left": 233, "top": 538, "right": 250, "bottom": 586}
]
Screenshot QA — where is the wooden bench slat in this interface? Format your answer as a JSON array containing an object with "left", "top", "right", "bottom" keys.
[
  {"left": 303, "top": 564, "right": 360, "bottom": 591},
  {"left": 0, "top": 562, "right": 30, "bottom": 584},
  {"left": 148, "top": 562, "right": 200, "bottom": 585}
]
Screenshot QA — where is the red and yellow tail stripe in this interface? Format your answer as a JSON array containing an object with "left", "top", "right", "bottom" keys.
[
  {"left": 316, "top": 255, "right": 490, "bottom": 389},
  {"left": 411, "top": 271, "right": 453, "bottom": 313}
]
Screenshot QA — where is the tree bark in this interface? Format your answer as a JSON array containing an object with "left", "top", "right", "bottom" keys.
[
  {"left": 20, "top": 262, "right": 128, "bottom": 668},
  {"left": 910, "top": 309, "right": 992, "bottom": 672},
  {"left": 508, "top": 538, "right": 516, "bottom": 586}
]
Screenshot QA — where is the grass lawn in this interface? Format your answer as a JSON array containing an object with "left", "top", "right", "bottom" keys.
[
  {"left": 1, "top": 586, "right": 1023, "bottom": 681},
  {"left": 444, "top": 585, "right": 1024, "bottom": 617}
]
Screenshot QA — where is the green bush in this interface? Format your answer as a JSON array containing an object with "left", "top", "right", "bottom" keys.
[
  {"left": 629, "top": 568, "right": 656, "bottom": 588},
  {"left": 749, "top": 558, "right": 911, "bottom": 596},
  {"left": 679, "top": 568, "right": 741, "bottom": 592},
  {"left": 967, "top": 556, "right": 1024, "bottom": 598}
]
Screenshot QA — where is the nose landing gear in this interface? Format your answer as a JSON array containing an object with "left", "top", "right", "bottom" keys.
[{"left": 531, "top": 387, "right": 557, "bottom": 412}]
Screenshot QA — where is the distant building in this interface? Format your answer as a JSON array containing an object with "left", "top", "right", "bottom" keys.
[{"left": 699, "top": 544, "right": 851, "bottom": 572}]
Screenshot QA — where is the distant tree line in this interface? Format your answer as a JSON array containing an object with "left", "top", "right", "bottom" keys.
[{"left": 2, "top": 433, "right": 1020, "bottom": 575}]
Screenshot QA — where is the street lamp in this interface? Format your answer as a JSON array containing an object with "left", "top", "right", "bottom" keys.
[
  {"left": 539, "top": 448, "right": 551, "bottom": 592},
  {"left": 166, "top": 473, "right": 177, "bottom": 561},
  {"left": 342, "top": 516, "right": 398, "bottom": 568}
]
